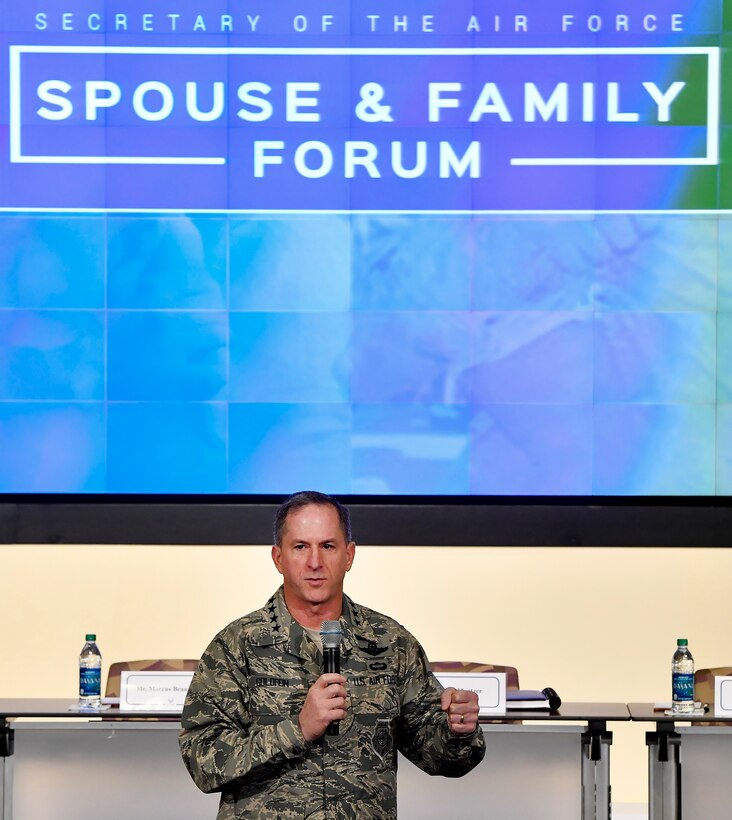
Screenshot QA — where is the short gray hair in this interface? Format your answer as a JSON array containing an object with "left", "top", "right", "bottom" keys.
[{"left": 273, "top": 490, "right": 352, "bottom": 545}]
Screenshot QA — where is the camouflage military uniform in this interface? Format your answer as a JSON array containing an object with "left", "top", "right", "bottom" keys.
[{"left": 180, "top": 587, "right": 485, "bottom": 819}]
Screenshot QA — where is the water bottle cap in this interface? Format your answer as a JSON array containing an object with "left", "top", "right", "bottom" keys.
[
  {"left": 85, "top": 634, "right": 96, "bottom": 641},
  {"left": 677, "top": 638, "right": 688, "bottom": 646}
]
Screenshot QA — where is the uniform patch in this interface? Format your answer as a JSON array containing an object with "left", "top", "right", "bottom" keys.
[
  {"left": 372, "top": 718, "right": 392, "bottom": 761},
  {"left": 350, "top": 674, "right": 397, "bottom": 687},
  {"left": 369, "top": 661, "right": 388, "bottom": 671},
  {"left": 250, "top": 675, "right": 291, "bottom": 687},
  {"left": 359, "top": 639, "right": 389, "bottom": 657}
]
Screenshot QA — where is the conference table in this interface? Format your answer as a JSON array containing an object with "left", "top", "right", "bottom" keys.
[
  {"left": 629, "top": 702, "right": 732, "bottom": 820},
  {"left": 0, "top": 699, "right": 628, "bottom": 820},
  {"left": 404, "top": 702, "right": 628, "bottom": 820}
]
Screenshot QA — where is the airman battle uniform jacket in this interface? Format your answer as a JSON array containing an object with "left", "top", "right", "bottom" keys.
[{"left": 180, "top": 588, "right": 485, "bottom": 819}]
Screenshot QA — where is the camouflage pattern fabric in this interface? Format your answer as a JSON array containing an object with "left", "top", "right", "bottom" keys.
[{"left": 180, "top": 588, "right": 485, "bottom": 819}]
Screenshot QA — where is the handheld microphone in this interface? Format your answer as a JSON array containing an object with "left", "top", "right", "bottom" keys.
[{"left": 320, "top": 620, "right": 343, "bottom": 736}]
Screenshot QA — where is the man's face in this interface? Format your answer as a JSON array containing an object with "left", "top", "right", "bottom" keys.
[{"left": 271, "top": 503, "right": 355, "bottom": 613}]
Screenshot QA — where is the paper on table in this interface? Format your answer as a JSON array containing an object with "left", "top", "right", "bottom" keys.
[
  {"left": 67, "top": 703, "right": 112, "bottom": 712},
  {"left": 654, "top": 701, "right": 708, "bottom": 715}
]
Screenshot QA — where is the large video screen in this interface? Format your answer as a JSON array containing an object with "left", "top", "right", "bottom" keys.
[{"left": 0, "top": 0, "right": 729, "bottom": 496}]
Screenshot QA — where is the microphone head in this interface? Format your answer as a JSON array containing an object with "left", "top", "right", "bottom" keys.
[{"left": 320, "top": 620, "right": 342, "bottom": 649}]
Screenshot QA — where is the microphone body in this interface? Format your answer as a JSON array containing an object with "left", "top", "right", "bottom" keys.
[
  {"left": 320, "top": 620, "right": 343, "bottom": 737},
  {"left": 323, "top": 646, "right": 340, "bottom": 675}
]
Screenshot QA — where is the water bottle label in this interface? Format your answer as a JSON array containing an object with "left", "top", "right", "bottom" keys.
[
  {"left": 80, "top": 668, "right": 101, "bottom": 697},
  {"left": 672, "top": 672, "right": 694, "bottom": 702}
]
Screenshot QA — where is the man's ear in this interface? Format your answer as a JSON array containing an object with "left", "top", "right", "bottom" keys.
[
  {"left": 345, "top": 542, "right": 356, "bottom": 572},
  {"left": 271, "top": 544, "right": 283, "bottom": 574}
]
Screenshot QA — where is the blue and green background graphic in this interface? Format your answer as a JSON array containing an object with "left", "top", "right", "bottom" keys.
[{"left": 0, "top": 0, "right": 730, "bottom": 495}]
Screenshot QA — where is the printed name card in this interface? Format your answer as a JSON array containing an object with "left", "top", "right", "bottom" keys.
[
  {"left": 714, "top": 676, "right": 732, "bottom": 717},
  {"left": 433, "top": 671, "right": 506, "bottom": 716},
  {"left": 120, "top": 670, "right": 194, "bottom": 711}
]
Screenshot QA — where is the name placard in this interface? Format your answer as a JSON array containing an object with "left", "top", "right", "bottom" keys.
[
  {"left": 714, "top": 676, "right": 732, "bottom": 717},
  {"left": 120, "top": 670, "right": 194, "bottom": 711},
  {"left": 434, "top": 671, "right": 506, "bottom": 716}
]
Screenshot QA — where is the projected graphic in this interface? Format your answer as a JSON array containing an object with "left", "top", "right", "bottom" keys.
[
  {"left": 0, "top": 0, "right": 729, "bottom": 495},
  {"left": 6, "top": 46, "right": 718, "bottom": 211}
]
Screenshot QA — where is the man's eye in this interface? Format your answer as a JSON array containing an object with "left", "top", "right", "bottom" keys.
[
  {"left": 294, "top": 544, "right": 306, "bottom": 550},
  {"left": 323, "top": 543, "right": 335, "bottom": 549}
]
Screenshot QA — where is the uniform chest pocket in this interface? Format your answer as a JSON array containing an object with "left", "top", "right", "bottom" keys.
[
  {"left": 338, "top": 684, "right": 400, "bottom": 770},
  {"left": 248, "top": 677, "right": 309, "bottom": 720},
  {"left": 348, "top": 681, "right": 400, "bottom": 719}
]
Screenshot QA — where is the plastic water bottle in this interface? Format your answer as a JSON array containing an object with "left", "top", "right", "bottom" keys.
[
  {"left": 78, "top": 634, "right": 102, "bottom": 709},
  {"left": 671, "top": 638, "right": 694, "bottom": 714}
]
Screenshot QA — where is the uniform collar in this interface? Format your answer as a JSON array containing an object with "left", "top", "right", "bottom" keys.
[{"left": 255, "top": 587, "right": 383, "bottom": 659}]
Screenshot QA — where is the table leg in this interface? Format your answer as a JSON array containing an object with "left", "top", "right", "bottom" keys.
[
  {"left": 582, "top": 722, "right": 612, "bottom": 820},
  {"left": 0, "top": 720, "right": 14, "bottom": 820},
  {"left": 646, "top": 727, "right": 681, "bottom": 820}
]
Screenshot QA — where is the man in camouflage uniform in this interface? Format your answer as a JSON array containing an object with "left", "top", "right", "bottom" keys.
[{"left": 180, "top": 491, "right": 485, "bottom": 819}]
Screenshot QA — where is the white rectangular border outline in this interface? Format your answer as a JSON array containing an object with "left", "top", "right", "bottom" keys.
[
  {"left": 8, "top": 45, "right": 719, "bottom": 167},
  {"left": 714, "top": 676, "right": 732, "bottom": 715}
]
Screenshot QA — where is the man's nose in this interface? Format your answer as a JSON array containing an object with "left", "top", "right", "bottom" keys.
[{"left": 307, "top": 546, "right": 323, "bottom": 567}]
